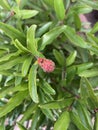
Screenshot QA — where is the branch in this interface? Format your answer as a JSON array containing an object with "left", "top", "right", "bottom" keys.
[
  {"left": 62, "top": 87, "right": 80, "bottom": 99},
  {"left": 3, "top": 11, "right": 15, "bottom": 23}
]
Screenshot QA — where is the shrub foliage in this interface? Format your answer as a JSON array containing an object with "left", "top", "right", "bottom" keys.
[{"left": 0, "top": 0, "right": 98, "bottom": 130}]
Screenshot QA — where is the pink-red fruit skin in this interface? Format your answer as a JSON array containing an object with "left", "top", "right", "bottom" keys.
[{"left": 37, "top": 58, "right": 55, "bottom": 73}]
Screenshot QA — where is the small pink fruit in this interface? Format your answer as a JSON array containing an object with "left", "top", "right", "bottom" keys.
[{"left": 37, "top": 58, "right": 55, "bottom": 73}]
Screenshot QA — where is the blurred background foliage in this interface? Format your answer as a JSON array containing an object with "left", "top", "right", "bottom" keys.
[{"left": 0, "top": 0, "right": 98, "bottom": 130}]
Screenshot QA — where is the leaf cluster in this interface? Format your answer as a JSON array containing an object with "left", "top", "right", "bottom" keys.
[{"left": 0, "top": 0, "right": 98, "bottom": 130}]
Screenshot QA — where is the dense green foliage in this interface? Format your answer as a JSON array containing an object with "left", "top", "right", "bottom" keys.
[{"left": 0, "top": 0, "right": 98, "bottom": 130}]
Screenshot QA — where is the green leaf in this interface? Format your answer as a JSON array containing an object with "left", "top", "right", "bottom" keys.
[
  {"left": 64, "top": 26, "right": 90, "bottom": 48},
  {"left": 89, "top": 77, "right": 98, "bottom": 88},
  {"left": 66, "top": 66, "right": 76, "bottom": 84},
  {"left": 0, "top": 51, "right": 20, "bottom": 62},
  {"left": 15, "top": 0, "right": 20, "bottom": 5},
  {"left": 28, "top": 64, "right": 39, "bottom": 103},
  {"left": 17, "top": 123, "right": 26, "bottom": 130},
  {"left": 27, "top": 25, "right": 39, "bottom": 56},
  {"left": 73, "top": 12, "right": 81, "bottom": 30},
  {"left": 41, "top": 108, "right": 55, "bottom": 121},
  {"left": 0, "top": 83, "right": 28, "bottom": 99},
  {"left": 70, "top": 4, "right": 92, "bottom": 14},
  {"left": 0, "top": 70, "right": 13, "bottom": 76},
  {"left": 22, "top": 56, "right": 33, "bottom": 76},
  {"left": 80, "top": 78, "right": 89, "bottom": 104},
  {"left": 65, "top": 0, "right": 70, "bottom": 10},
  {"left": 20, "top": 104, "right": 38, "bottom": 123},
  {"left": 53, "top": 49, "right": 65, "bottom": 66},
  {"left": 70, "top": 111, "right": 90, "bottom": 130},
  {"left": 79, "top": 68, "right": 98, "bottom": 77},
  {"left": 0, "top": 55, "right": 27, "bottom": 70},
  {"left": 0, "top": 90, "right": 28, "bottom": 118},
  {"left": 54, "top": 111, "right": 70, "bottom": 130},
  {"left": 76, "top": 62, "right": 94, "bottom": 74},
  {"left": 17, "top": 0, "right": 28, "bottom": 8},
  {"left": 40, "top": 81, "right": 56, "bottom": 95},
  {"left": 35, "top": 114, "right": 46, "bottom": 130},
  {"left": 76, "top": 102, "right": 93, "bottom": 130},
  {"left": 0, "top": 22, "right": 25, "bottom": 43},
  {"left": 36, "top": 22, "right": 52, "bottom": 37},
  {"left": 90, "top": 44, "right": 98, "bottom": 55},
  {"left": 82, "top": 78, "right": 98, "bottom": 106},
  {"left": 0, "top": 0, "right": 10, "bottom": 10},
  {"left": 0, "top": 117, "right": 5, "bottom": 130},
  {"left": 40, "top": 25, "right": 89, "bottom": 50},
  {"left": 15, "top": 76, "right": 22, "bottom": 86},
  {"left": 87, "top": 33, "right": 98, "bottom": 45},
  {"left": 66, "top": 51, "right": 77, "bottom": 66},
  {"left": 30, "top": 109, "right": 40, "bottom": 130},
  {"left": 94, "top": 112, "right": 98, "bottom": 130},
  {"left": 80, "top": 78, "right": 98, "bottom": 109},
  {"left": 0, "top": 44, "right": 11, "bottom": 51},
  {"left": 14, "top": 9, "right": 39, "bottom": 19},
  {"left": 13, "top": 39, "right": 29, "bottom": 53},
  {"left": 39, "top": 98, "right": 73, "bottom": 109},
  {"left": 77, "top": 48, "right": 89, "bottom": 62},
  {"left": 90, "top": 22, "right": 98, "bottom": 34},
  {"left": 40, "top": 25, "right": 66, "bottom": 50},
  {"left": 54, "top": 0, "right": 65, "bottom": 20},
  {"left": 79, "top": 0, "right": 98, "bottom": 10},
  {"left": 43, "top": 0, "right": 54, "bottom": 7},
  {"left": 63, "top": 44, "right": 75, "bottom": 53}
]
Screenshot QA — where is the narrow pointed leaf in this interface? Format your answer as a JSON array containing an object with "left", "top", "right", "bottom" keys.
[
  {"left": 17, "top": 123, "right": 26, "bottom": 130},
  {"left": 14, "top": 9, "right": 39, "bottom": 19},
  {"left": 66, "top": 51, "right": 77, "bottom": 66},
  {"left": 0, "top": 55, "right": 27, "bottom": 70},
  {"left": 39, "top": 98, "right": 73, "bottom": 109},
  {"left": 76, "top": 102, "right": 93, "bottom": 130},
  {"left": 70, "top": 111, "right": 90, "bottom": 130},
  {"left": 40, "top": 26, "right": 66, "bottom": 50},
  {"left": 0, "top": 0, "right": 10, "bottom": 10},
  {"left": 79, "top": 68, "right": 98, "bottom": 77},
  {"left": 30, "top": 109, "right": 40, "bottom": 130},
  {"left": 70, "top": 4, "right": 92, "bottom": 14},
  {"left": 13, "top": 39, "right": 29, "bottom": 53},
  {"left": 76, "top": 62, "right": 93, "bottom": 74},
  {"left": 0, "top": 83, "right": 28, "bottom": 99},
  {"left": 0, "top": 90, "right": 28, "bottom": 118},
  {"left": 94, "top": 112, "right": 98, "bottom": 130},
  {"left": 0, "top": 117, "right": 5, "bottom": 130},
  {"left": 43, "top": 0, "right": 54, "bottom": 7},
  {"left": 90, "top": 22, "right": 98, "bottom": 34},
  {"left": 54, "top": 111, "right": 70, "bottom": 130},
  {"left": 74, "top": 12, "right": 81, "bottom": 30},
  {"left": 28, "top": 64, "right": 39, "bottom": 103},
  {"left": 40, "top": 81, "right": 56, "bottom": 95},
  {"left": 54, "top": 0, "right": 65, "bottom": 20},
  {"left": 0, "top": 22, "right": 25, "bottom": 43},
  {"left": 27, "top": 25, "right": 39, "bottom": 56},
  {"left": 15, "top": 0, "right": 20, "bottom": 5},
  {"left": 36, "top": 22, "right": 52, "bottom": 37},
  {"left": 0, "top": 51, "right": 20, "bottom": 62},
  {"left": 20, "top": 104, "right": 38, "bottom": 123},
  {"left": 22, "top": 56, "right": 33, "bottom": 76},
  {"left": 41, "top": 109, "right": 55, "bottom": 121},
  {"left": 64, "top": 26, "right": 90, "bottom": 48},
  {"left": 82, "top": 78, "right": 98, "bottom": 105},
  {"left": 66, "top": 66, "right": 76, "bottom": 84},
  {"left": 79, "top": 0, "right": 98, "bottom": 10},
  {"left": 53, "top": 49, "right": 65, "bottom": 66}
]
